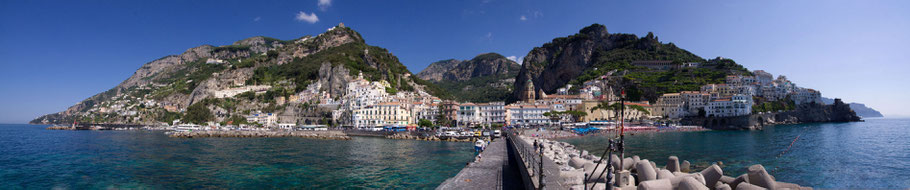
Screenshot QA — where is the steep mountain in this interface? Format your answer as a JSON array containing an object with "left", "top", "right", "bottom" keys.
[
  {"left": 417, "top": 53, "right": 520, "bottom": 82},
  {"left": 821, "top": 97, "right": 883, "bottom": 118},
  {"left": 417, "top": 53, "right": 520, "bottom": 102},
  {"left": 513, "top": 23, "right": 751, "bottom": 102},
  {"left": 31, "top": 23, "right": 447, "bottom": 125}
]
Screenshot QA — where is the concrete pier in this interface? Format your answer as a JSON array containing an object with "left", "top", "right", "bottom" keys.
[
  {"left": 438, "top": 131, "right": 568, "bottom": 190},
  {"left": 437, "top": 138, "right": 524, "bottom": 190}
]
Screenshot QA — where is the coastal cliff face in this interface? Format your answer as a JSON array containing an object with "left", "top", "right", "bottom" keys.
[
  {"left": 695, "top": 98, "right": 862, "bottom": 130},
  {"left": 821, "top": 97, "right": 883, "bottom": 118},
  {"left": 417, "top": 53, "right": 519, "bottom": 82},
  {"left": 773, "top": 98, "right": 862, "bottom": 124},
  {"left": 514, "top": 24, "right": 610, "bottom": 98},
  {"left": 31, "top": 23, "right": 444, "bottom": 125},
  {"left": 511, "top": 24, "right": 743, "bottom": 102},
  {"left": 417, "top": 53, "right": 519, "bottom": 102}
]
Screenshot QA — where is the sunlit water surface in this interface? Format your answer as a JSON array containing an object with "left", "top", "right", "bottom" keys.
[
  {"left": 561, "top": 118, "right": 910, "bottom": 188},
  {"left": 0, "top": 125, "right": 475, "bottom": 189}
]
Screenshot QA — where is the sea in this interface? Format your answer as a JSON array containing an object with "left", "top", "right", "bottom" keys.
[
  {"left": 0, "top": 125, "right": 475, "bottom": 189},
  {"left": 561, "top": 118, "right": 910, "bottom": 188},
  {"left": 1, "top": 118, "right": 908, "bottom": 189}
]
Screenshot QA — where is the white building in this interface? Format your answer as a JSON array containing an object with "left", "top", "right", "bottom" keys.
[
  {"left": 681, "top": 91, "right": 711, "bottom": 116},
  {"left": 352, "top": 102, "right": 411, "bottom": 128},
  {"left": 706, "top": 94, "right": 753, "bottom": 117},
  {"left": 506, "top": 104, "right": 550, "bottom": 127},
  {"left": 457, "top": 103, "right": 481, "bottom": 127},
  {"left": 652, "top": 93, "right": 686, "bottom": 119},
  {"left": 478, "top": 102, "right": 506, "bottom": 125},
  {"left": 246, "top": 112, "right": 278, "bottom": 126},
  {"left": 790, "top": 88, "right": 822, "bottom": 105},
  {"left": 412, "top": 102, "right": 438, "bottom": 123}
]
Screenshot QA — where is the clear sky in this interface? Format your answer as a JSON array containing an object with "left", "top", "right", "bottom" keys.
[{"left": 1, "top": 0, "right": 908, "bottom": 123}]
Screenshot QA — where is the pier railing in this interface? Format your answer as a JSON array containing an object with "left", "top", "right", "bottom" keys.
[{"left": 504, "top": 129, "right": 566, "bottom": 190}]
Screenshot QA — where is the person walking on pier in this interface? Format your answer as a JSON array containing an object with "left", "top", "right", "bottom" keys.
[{"left": 474, "top": 139, "right": 485, "bottom": 153}]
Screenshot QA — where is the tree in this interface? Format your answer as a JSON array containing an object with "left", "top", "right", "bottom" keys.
[
  {"left": 544, "top": 110, "right": 589, "bottom": 124},
  {"left": 590, "top": 102, "right": 650, "bottom": 121},
  {"left": 418, "top": 119, "right": 433, "bottom": 128},
  {"left": 435, "top": 105, "right": 453, "bottom": 127},
  {"left": 491, "top": 123, "right": 503, "bottom": 130},
  {"left": 184, "top": 103, "right": 213, "bottom": 124}
]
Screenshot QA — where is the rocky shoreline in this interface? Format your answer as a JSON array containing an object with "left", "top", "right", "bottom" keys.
[
  {"left": 167, "top": 130, "right": 351, "bottom": 140},
  {"left": 522, "top": 136, "right": 811, "bottom": 190},
  {"left": 687, "top": 98, "right": 862, "bottom": 130}
]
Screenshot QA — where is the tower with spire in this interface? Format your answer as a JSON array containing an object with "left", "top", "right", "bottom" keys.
[{"left": 521, "top": 79, "right": 536, "bottom": 102}]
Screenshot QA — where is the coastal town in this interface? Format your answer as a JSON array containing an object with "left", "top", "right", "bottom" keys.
[{"left": 62, "top": 60, "right": 823, "bottom": 135}]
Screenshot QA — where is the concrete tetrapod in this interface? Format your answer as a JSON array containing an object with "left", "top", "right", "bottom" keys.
[
  {"left": 746, "top": 164, "right": 776, "bottom": 189},
  {"left": 734, "top": 183, "right": 767, "bottom": 190},
  {"left": 656, "top": 169, "right": 675, "bottom": 179},
  {"left": 715, "top": 183, "right": 732, "bottom": 190},
  {"left": 719, "top": 176, "right": 736, "bottom": 184},
  {"left": 730, "top": 174, "right": 749, "bottom": 189},
  {"left": 623, "top": 157, "right": 635, "bottom": 170},
  {"left": 583, "top": 162, "right": 609, "bottom": 183},
  {"left": 637, "top": 178, "right": 673, "bottom": 190},
  {"left": 569, "top": 157, "right": 587, "bottom": 169},
  {"left": 611, "top": 154, "right": 622, "bottom": 171},
  {"left": 681, "top": 160, "right": 691, "bottom": 173},
  {"left": 678, "top": 177, "right": 710, "bottom": 190},
  {"left": 669, "top": 173, "right": 706, "bottom": 188},
  {"left": 776, "top": 182, "right": 811, "bottom": 190},
  {"left": 700, "top": 164, "right": 724, "bottom": 190},
  {"left": 667, "top": 156, "right": 680, "bottom": 172},
  {"left": 635, "top": 160, "right": 658, "bottom": 182}
]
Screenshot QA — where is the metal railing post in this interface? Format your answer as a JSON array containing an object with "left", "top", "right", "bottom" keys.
[{"left": 539, "top": 149, "right": 545, "bottom": 189}]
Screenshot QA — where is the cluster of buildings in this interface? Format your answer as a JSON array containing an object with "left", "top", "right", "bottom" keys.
[
  {"left": 75, "top": 59, "right": 826, "bottom": 129},
  {"left": 651, "top": 70, "right": 822, "bottom": 119}
]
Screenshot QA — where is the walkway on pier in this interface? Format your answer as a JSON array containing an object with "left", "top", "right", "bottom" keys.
[{"left": 437, "top": 138, "right": 524, "bottom": 190}]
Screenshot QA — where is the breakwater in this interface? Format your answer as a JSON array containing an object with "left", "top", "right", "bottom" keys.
[
  {"left": 343, "top": 130, "right": 478, "bottom": 142},
  {"left": 386, "top": 133, "right": 476, "bottom": 142},
  {"left": 522, "top": 135, "right": 812, "bottom": 189},
  {"left": 45, "top": 123, "right": 148, "bottom": 130},
  {"left": 167, "top": 130, "right": 351, "bottom": 140}
]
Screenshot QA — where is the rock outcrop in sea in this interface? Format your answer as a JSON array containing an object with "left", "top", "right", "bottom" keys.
[{"left": 687, "top": 98, "right": 862, "bottom": 130}]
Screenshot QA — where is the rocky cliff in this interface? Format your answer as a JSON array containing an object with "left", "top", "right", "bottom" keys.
[
  {"left": 512, "top": 24, "right": 748, "bottom": 102},
  {"left": 417, "top": 53, "right": 519, "bottom": 102},
  {"left": 417, "top": 53, "right": 520, "bottom": 82},
  {"left": 821, "top": 97, "right": 883, "bottom": 118},
  {"left": 691, "top": 98, "right": 863, "bottom": 130},
  {"left": 773, "top": 98, "right": 863, "bottom": 124},
  {"left": 31, "top": 23, "right": 444, "bottom": 125}
]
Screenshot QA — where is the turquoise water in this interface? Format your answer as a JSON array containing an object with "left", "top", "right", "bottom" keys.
[
  {"left": 561, "top": 118, "right": 910, "bottom": 188},
  {"left": 0, "top": 125, "right": 475, "bottom": 189}
]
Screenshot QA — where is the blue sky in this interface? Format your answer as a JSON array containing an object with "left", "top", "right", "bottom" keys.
[{"left": 1, "top": 0, "right": 908, "bottom": 123}]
